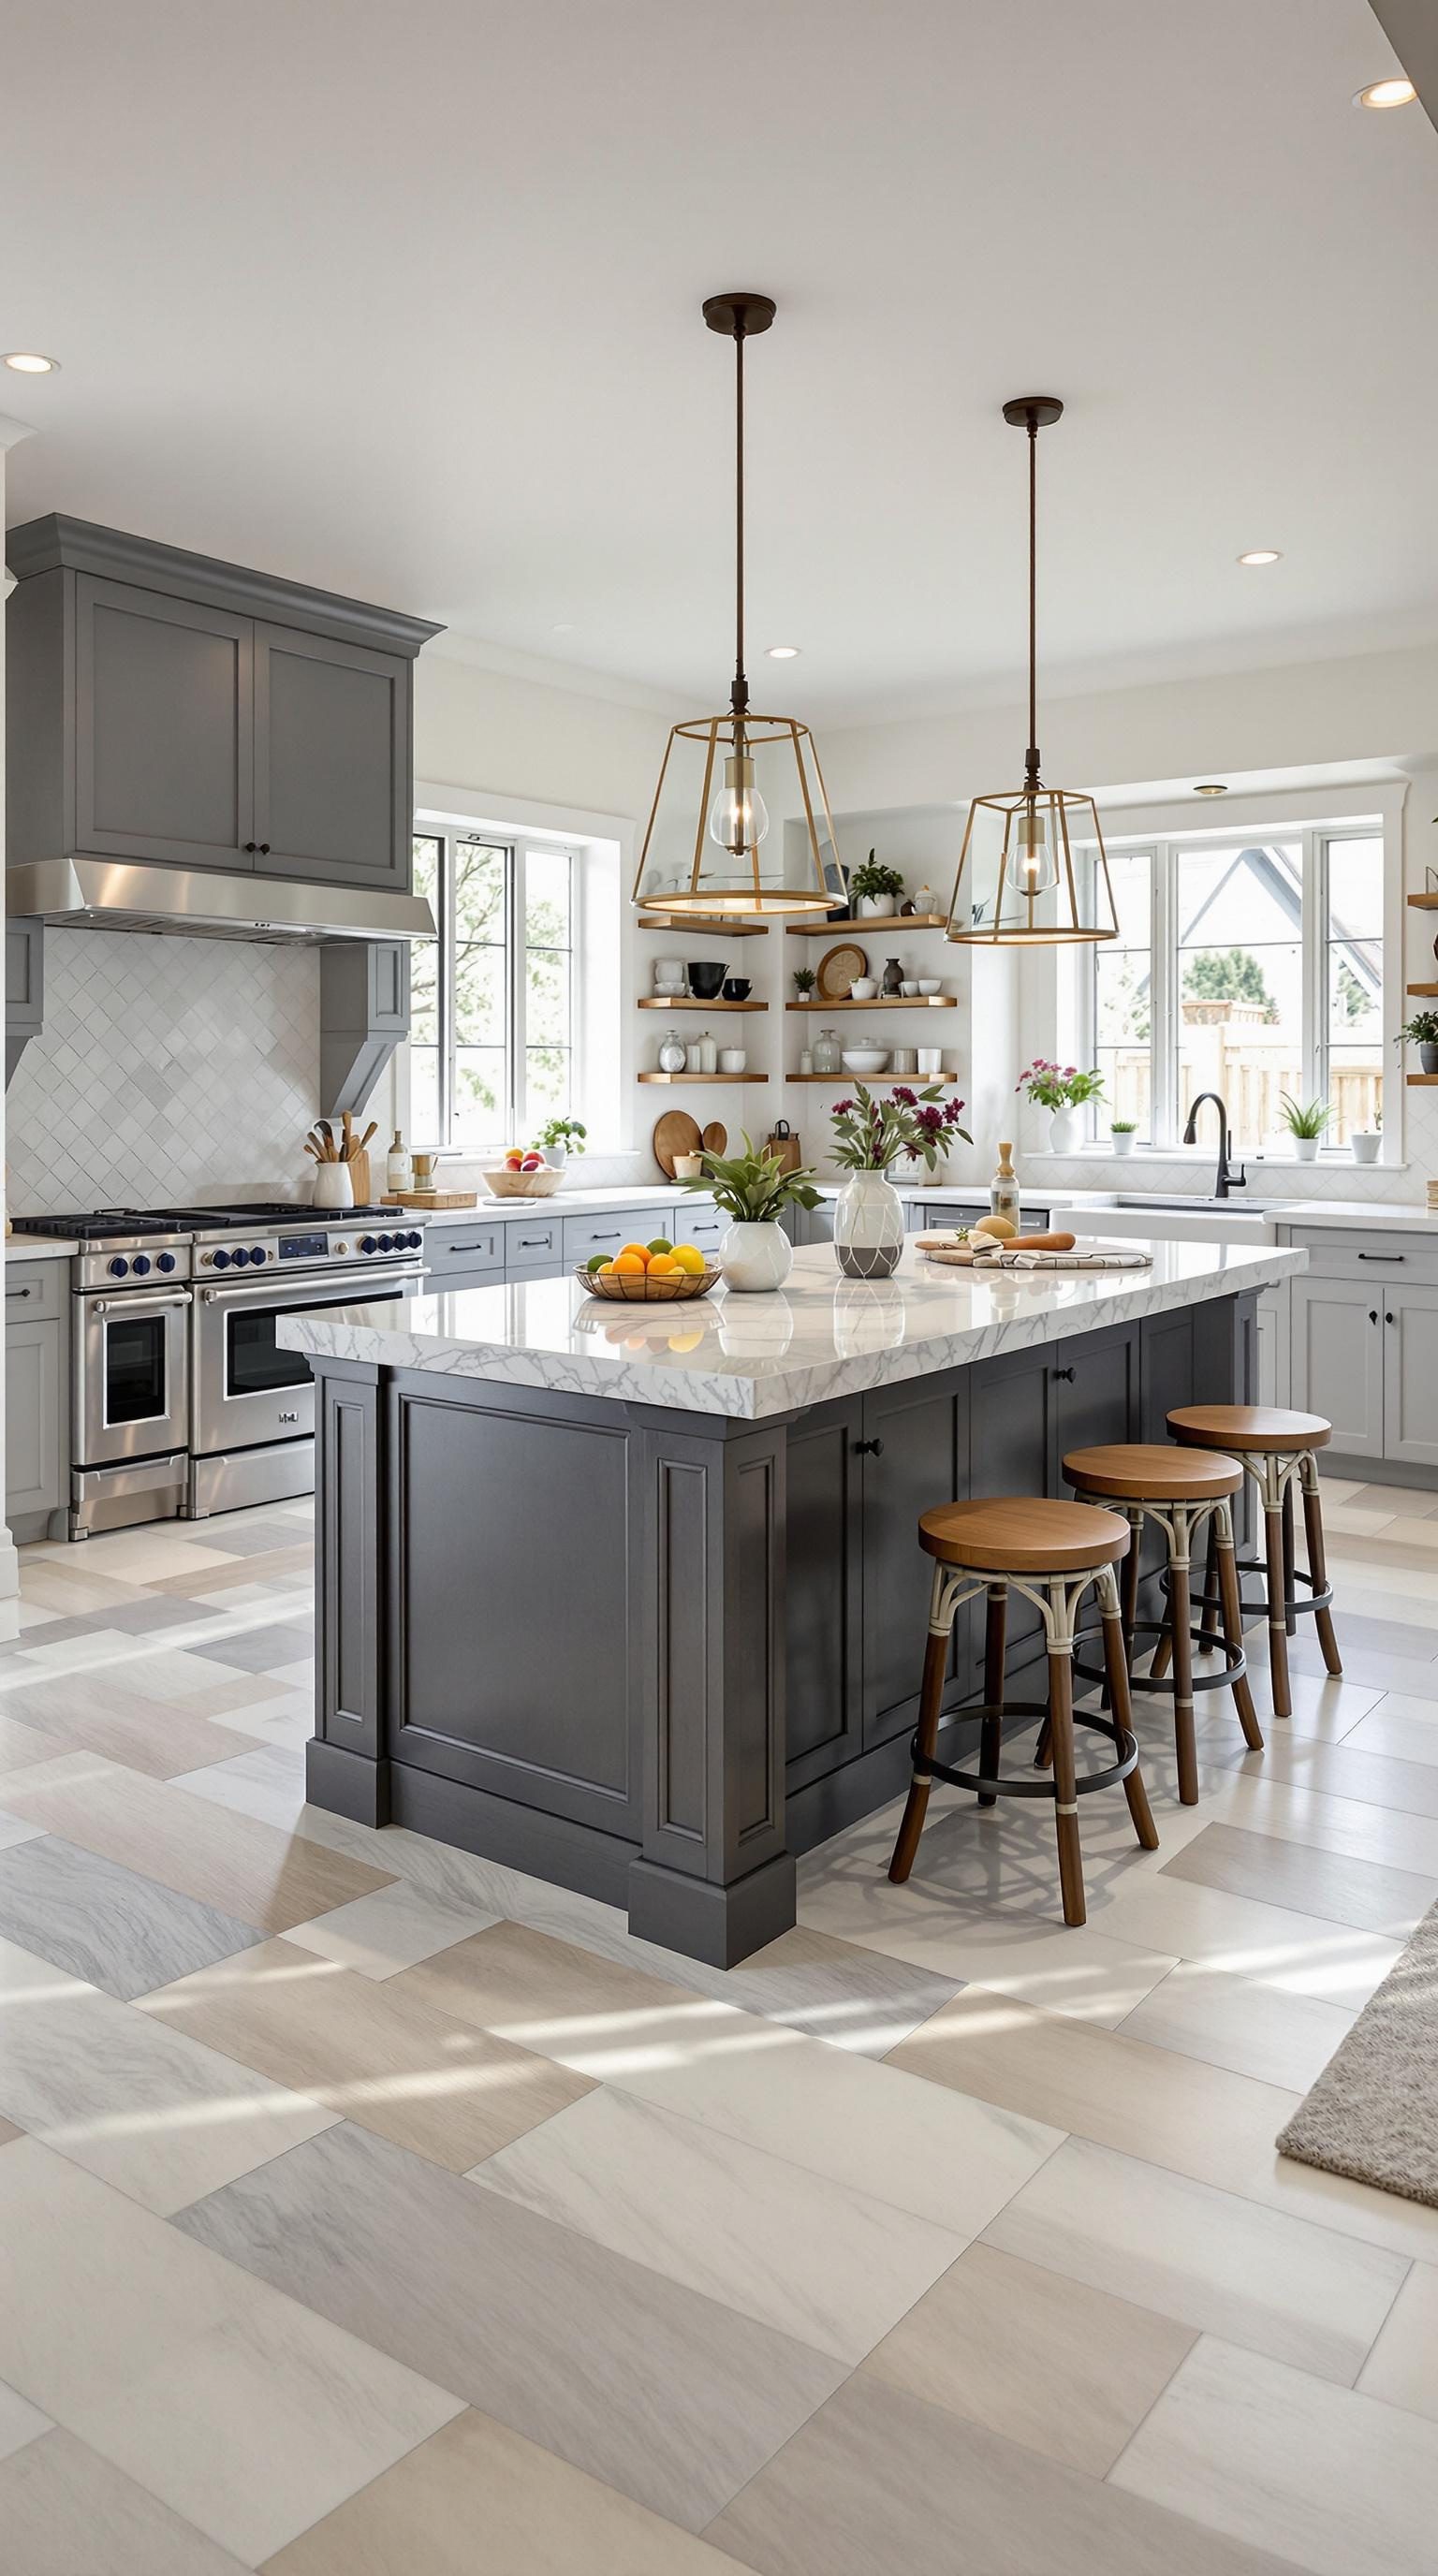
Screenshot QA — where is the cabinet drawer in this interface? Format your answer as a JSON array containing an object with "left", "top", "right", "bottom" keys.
[
  {"left": 1286, "top": 1232, "right": 1438, "bottom": 1287},
  {"left": 422, "top": 1224, "right": 504, "bottom": 1281},
  {"left": 5, "top": 1261, "right": 68, "bottom": 1323},
  {"left": 504, "top": 1219, "right": 563, "bottom": 1273},
  {"left": 675, "top": 1202, "right": 725, "bottom": 1251},
  {"left": 562, "top": 1208, "right": 669, "bottom": 1266}
]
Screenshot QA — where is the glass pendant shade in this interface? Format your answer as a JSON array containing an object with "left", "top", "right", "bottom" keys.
[{"left": 632, "top": 292, "right": 845, "bottom": 919}]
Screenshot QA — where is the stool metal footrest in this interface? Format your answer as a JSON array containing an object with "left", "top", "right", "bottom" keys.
[
  {"left": 1196, "top": 1558, "right": 1334, "bottom": 1622},
  {"left": 912, "top": 1699, "right": 1139, "bottom": 1804},
  {"left": 1074, "top": 1617, "right": 1247, "bottom": 1703}
]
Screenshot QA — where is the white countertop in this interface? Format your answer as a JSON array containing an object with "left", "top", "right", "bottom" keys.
[
  {"left": 412, "top": 1184, "right": 706, "bottom": 1222},
  {"left": 278, "top": 1236, "right": 1306, "bottom": 1423},
  {"left": 4, "top": 1237, "right": 80, "bottom": 1262}
]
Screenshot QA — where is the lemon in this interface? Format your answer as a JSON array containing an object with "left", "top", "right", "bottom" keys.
[
  {"left": 671, "top": 1244, "right": 707, "bottom": 1276},
  {"left": 646, "top": 1237, "right": 673, "bottom": 1257},
  {"left": 972, "top": 1215, "right": 1017, "bottom": 1242}
]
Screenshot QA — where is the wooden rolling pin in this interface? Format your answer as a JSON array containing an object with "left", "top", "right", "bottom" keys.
[{"left": 978, "top": 1229, "right": 1076, "bottom": 1253}]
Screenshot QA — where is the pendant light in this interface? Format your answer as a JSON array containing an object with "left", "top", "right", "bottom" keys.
[
  {"left": 632, "top": 294, "right": 844, "bottom": 918},
  {"left": 945, "top": 397, "right": 1118, "bottom": 947}
]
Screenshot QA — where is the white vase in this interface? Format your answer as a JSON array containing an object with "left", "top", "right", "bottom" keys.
[
  {"left": 1294, "top": 1134, "right": 1320, "bottom": 1163},
  {"left": 1048, "top": 1107, "right": 1078, "bottom": 1154},
  {"left": 1351, "top": 1131, "right": 1381, "bottom": 1164},
  {"left": 542, "top": 1143, "right": 566, "bottom": 1170},
  {"left": 312, "top": 1162, "right": 354, "bottom": 1209},
  {"left": 1110, "top": 1129, "right": 1136, "bottom": 1158},
  {"left": 719, "top": 1219, "right": 793, "bottom": 1293},
  {"left": 858, "top": 893, "right": 897, "bottom": 918},
  {"left": 834, "top": 1169, "right": 905, "bottom": 1279}
]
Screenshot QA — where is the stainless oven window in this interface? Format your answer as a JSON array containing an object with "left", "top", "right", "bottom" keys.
[
  {"left": 106, "top": 1310, "right": 171, "bottom": 1425},
  {"left": 225, "top": 1285, "right": 410, "bottom": 1400}
]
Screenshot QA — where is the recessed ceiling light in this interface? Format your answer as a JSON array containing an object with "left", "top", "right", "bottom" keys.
[
  {"left": 3, "top": 351, "right": 59, "bottom": 374},
  {"left": 1355, "top": 77, "right": 1416, "bottom": 110},
  {"left": 766, "top": 644, "right": 800, "bottom": 658},
  {"left": 1237, "top": 549, "right": 1282, "bottom": 566},
  {"left": 1195, "top": 782, "right": 1228, "bottom": 797}
]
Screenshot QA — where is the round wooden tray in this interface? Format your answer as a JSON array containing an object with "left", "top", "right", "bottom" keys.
[{"left": 574, "top": 1264, "right": 719, "bottom": 1303}]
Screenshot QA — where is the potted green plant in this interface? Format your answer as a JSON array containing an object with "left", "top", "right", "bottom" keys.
[
  {"left": 848, "top": 851, "right": 904, "bottom": 920},
  {"left": 684, "top": 1134, "right": 821, "bottom": 1292},
  {"left": 1398, "top": 1009, "right": 1438, "bottom": 1076},
  {"left": 792, "top": 963, "right": 818, "bottom": 999},
  {"left": 1279, "top": 1095, "right": 1332, "bottom": 1163},
  {"left": 534, "top": 1115, "right": 587, "bottom": 1171},
  {"left": 829, "top": 1083, "right": 971, "bottom": 1277},
  {"left": 1016, "top": 1059, "right": 1105, "bottom": 1153},
  {"left": 1109, "top": 1117, "right": 1138, "bottom": 1159}
]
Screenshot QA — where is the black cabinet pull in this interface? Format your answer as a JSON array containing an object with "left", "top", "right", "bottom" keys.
[
  {"left": 853, "top": 1436, "right": 885, "bottom": 1456},
  {"left": 1052, "top": 1366, "right": 1076, "bottom": 1383},
  {"left": 1358, "top": 1251, "right": 1403, "bottom": 1262},
  {"left": 243, "top": 841, "right": 257, "bottom": 853},
  {"left": 1387, "top": 1310, "right": 1396, "bottom": 1325},
  {"left": 258, "top": 842, "right": 271, "bottom": 854},
  {"left": 1371, "top": 1309, "right": 1379, "bottom": 1324}
]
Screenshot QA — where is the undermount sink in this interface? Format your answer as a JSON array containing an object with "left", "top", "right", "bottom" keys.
[{"left": 1111, "top": 1194, "right": 1274, "bottom": 1215}]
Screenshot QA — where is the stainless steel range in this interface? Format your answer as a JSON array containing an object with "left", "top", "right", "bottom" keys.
[{"left": 11, "top": 1204, "right": 426, "bottom": 1534}]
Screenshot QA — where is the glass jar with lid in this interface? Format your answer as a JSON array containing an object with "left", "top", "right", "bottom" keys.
[
  {"left": 812, "top": 1025, "right": 844, "bottom": 1076},
  {"left": 657, "top": 1028, "right": 687, "bottom": 1074}
]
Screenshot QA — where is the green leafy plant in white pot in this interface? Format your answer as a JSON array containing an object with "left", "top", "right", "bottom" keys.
[
  {"left": 848, "top": 852, "right": 904, "bottom": 919},
  {"left": 1350, "top": 1105, "right": 1381, "bottom": 1164},
  {"left": 1398, "top": 1010, "right": 1438, "bottom": 1077},
  {"left": 1109, "top": 1118, "right": 1138, "bottom": 1159},
  {"left": 534, "top": 1115, "right": 587, "bottom": 1171},
  {"left": 686, "top": 1134, "right": 821, "bottom": 1292},
  {"left": 1279, "top": 1094, "right": 1332, "bottom": 1163}
]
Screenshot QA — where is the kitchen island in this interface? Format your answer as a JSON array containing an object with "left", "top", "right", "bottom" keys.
[{"left": 284, "top": 1237, "right": 1304, "bottom": 1964}]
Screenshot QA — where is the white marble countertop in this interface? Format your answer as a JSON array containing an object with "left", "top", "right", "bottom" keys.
[
  {"left": 279, "top": 1236, "right": 1307, "bottom": 1422},
  {"left": 4, "top": 1237, "right": 80, "bottom": 1262},
  {"left": 410, "top": 1183, "right": 709, "bottom": 1223}
]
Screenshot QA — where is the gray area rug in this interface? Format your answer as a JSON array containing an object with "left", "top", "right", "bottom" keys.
[{"left": 1277, "top": 1895, "right": 1438, "bottom": 2206}]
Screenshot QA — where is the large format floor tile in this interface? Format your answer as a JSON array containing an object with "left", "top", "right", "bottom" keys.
[
  {"left": 472, "top": 2083, "right": 968, "bottom": 2362},
  {"left": 177, "top": 2118, "right": 847, "bottom": 2532},
  {"left": 282, "top": 1881, "right": 501, "bottom": 1979},
  {"left": 0, "top": 1934, "right": 335, "bottom": 2213},
  {"left": 984, "top": 2134, "right": 1405, "bottom": 2383},
  {"left": 705, "top": 2371, "right": 1295, "bottom": 2576},
  {"left": 1117, "top": 1959, "right": 1356, "bottom": 2091},
  {"left": 1158, "top": 1819, "right": 1438, "bottom": 1939},
  {"left": 0, "top": 1835, "right": 265, "bottom": 1998},
  {"left": 139, "top": 1937, "right": 594, "bottom": 2171},
  {"left": 0, "top": 2428, "right": 252, "bottom": 2576},
  {"left": 1087, "top": 1871, "right": 1402, "bottom": 2010},
  {"left": 1357, "top": 2263, "right": 1438, "bottom": 2422},
  {"left": 1112, "top": 2336, "right": 1438, "bottom": 2576},
  {"left": 262, "top": 2408, "right": 745, "bottom": 2575},
  {"left": 858, "top": 2238, "right": 1196, "bottom": 2477}
]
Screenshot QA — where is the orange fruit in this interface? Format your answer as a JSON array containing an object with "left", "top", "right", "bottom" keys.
[
  {"left": 647, "top": 1254, "right": 681, "bottom": 1278},
  {"left": 618, "top": 1242, "right": 652, "bottom": 1265},
  {"left": 670, "top": 1244, "right": 707, "bottom": 1277},
  {"left": 612, "top": 1251, "right": 647, "bottom": 1278}
]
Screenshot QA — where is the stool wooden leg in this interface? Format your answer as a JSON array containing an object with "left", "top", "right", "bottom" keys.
[
  {"left": 1168, "top": 1520, "right": 1198, "bottom": 1806},
  {"left": 1301, "top": 1459, "right": 1343, "bottom": 1677},
  {"left": 1047, "top": 1636, "right": 1085, "bottom": 1927},
  {"left": 977, "top": 1584, "right": 1006, "bottom": 1808},
  {"left": 1198, "top": 1515, "right": 1222, "bottom": 1650},
  {"left": 1099, "top": 1573, "right": 1158, "bottom": 1851},
  {"left": 889, "top": 1605, "right": 952, "bottom": 1883},
  {"left": 1282, "top": 1482, "right": 1298, "bottom": 1637},
  {"left": 1215, "top": 1500, "right": 1264, "bottom": 1751},
  {"left": 1263, "top": 1495, "right": 1293, "bottom": 1720}
]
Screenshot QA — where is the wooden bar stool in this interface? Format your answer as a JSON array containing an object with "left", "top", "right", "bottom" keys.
[
  {"left": 1167, "top": 1406, "right": 1343, "bottom": 1720},
  {"left": 1063, "top": 1443, "right": 1264, "bottom": 1805},
  {"left": 888, "top": 1497, "right": 1158, "bottom": 1927}
]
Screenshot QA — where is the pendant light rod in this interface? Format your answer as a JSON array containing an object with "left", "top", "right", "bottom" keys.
[
  {"left": 704, "top": 293, "right": 775, "bottom": 722},
  {"left": 1001, "top": 395, "right": 1063, "bottom": 793}
]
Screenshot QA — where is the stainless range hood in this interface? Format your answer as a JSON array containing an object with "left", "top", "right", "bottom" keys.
[{"left": 6, "top": 857, "right": 436, "bottom": 944}]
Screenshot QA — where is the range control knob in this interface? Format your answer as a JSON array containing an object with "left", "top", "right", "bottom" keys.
[
  {"left": 404, "top": 1230, "right": 421, "bottom": 1250},
  {"left": 213, "top": 1249, "right": 231, "bottom": 1270},
  {"left": 157, "top": 1251, "right": 177, "bottom": 1274},
  {"left": 334, "top": 1241, "right": 349, "bottom": 1256},
  {"left": 232, "top": 1247, "right": 250, "bottom": 1267},
  {"left": 360, "top": 1236, "right": 377, "bottom": 1254},
  {"left": 378, "top": 1232, "right": 395, "bottom": 1252},
  {"left": 108, "top": 1255, "right": 129, "bottom": 1279},
  {"left": 131, "top": 1254, "right": 152, "bottom": 1277},
  {"left": 249, "top": 1247, "right": 267, "bottom": 1265}
]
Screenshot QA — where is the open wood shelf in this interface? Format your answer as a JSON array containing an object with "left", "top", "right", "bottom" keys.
[
  {"left": 637, "top": 996, "right": 765, "bottom": 1012},
  {"left": 787, "top": 1072, "right": 959, "bottom": 1085},
  {"left": 1406, "top": 1074, "right": 1438, "bottom": 1085},
  {"left": 1407, "top": 895, "right": 1438, "bottom": 910},
  {"left": 787, "top": 913, "right": 950, "bottom": 934},
  {"left": 1406, "top": 984, "right": 1438, "bottom": 997},
  {"left": 637, "top": 914, "right": 769, "bottom": 935},
  {"left": 788, "top": 995, "right": 956, "bottom": 1011},
  {"left": 638, "top": 1071, "right": 767, "bottom": 1085}
]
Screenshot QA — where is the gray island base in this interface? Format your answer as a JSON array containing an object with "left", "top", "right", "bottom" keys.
[{"left": 283, "top": 1237, "right": 1305, "bottom": 1966}]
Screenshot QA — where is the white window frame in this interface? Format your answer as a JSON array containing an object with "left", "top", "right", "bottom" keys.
[
  {"left": 409, "top": 829, "right": 580, "bottom": 1153},
  {"left": 1078, "top": 824, "right": 1391, "bottom": 1157}
]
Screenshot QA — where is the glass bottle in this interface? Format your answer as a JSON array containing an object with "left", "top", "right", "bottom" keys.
[
  {"left": 386, "top": 1130, "right": 412, "bottom": 1193},
  {"left": 990, "top": 1138, "right": 1021, "bottom": 1229},
  {"left": 658, "top": 1028, "right": 687, "bottom": 1073},
  {"left": 698, "top": 1028, "right": 718, "bottom": 1076},
  {"left": 813, "top": 1024, "right": 843, "bottom": 1076}
]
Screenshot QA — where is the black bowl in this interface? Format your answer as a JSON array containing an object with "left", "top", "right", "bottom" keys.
[
  {"left": 686, "top": 960, "right": 728, "bottom": 999},
  {"left": 722, "top": 977, "right": 752, "bottom": 1003}
]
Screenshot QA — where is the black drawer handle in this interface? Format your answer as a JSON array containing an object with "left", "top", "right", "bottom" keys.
[
  {"left": 258, "top": 842, "right": 271, "bottom": 855},
  {"left": 1371, "top": 1309, "right": 1379, "bottom": 1324},
  {"left": 6, "top": 1284, "right": 33, "bottom": 1300},
  {"left": 589, "top": 1232, "right": 619, "bottom": 1242},
  {"left": 853, "top": 1436, "right": 885, "bottom": 1456},
  {"left": 517, "top": 1237, "right": 550, "bottom": 1248},
  {"left": 1053, "top": 1366, "right": 1076, "bottom": 1383},
  {"left": 243, "top": 841, "right": 257, "bottom": 853},
  {"left": 1358, "top": 1251, "right": 1404, "bottom": 1263}
]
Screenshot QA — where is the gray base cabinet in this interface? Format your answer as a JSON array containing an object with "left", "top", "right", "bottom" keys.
[
  {"left": 1291, "top": 1277, "right": 1385, "bottom": 1462},
  {"left": 1287, "top": 1234, "right": 1438, "bottom": 1476},
  {"left": 5, "top": 1263, "right": 70, "bottom": 1541}
]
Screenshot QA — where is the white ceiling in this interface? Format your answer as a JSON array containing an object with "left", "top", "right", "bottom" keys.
[{"left": 4, "top": 0, "right": 1435, "bottom": 722}]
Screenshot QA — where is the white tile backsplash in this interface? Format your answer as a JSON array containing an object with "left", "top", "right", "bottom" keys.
[{"left": 7, "top": 929, "right": 318, "bottom": 1215}]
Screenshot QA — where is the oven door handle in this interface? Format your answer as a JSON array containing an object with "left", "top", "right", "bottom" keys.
[
  {"left": 199, "top": 1267, "right": 419, "bottom": 1307},
  {"left": 89, "top": 1292, "right": 194, "bottom": 1316}
]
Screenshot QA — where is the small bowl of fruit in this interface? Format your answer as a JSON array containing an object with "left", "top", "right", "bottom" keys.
[
  {"left": 480, "top": 1151, "right": 565, "bottom": 1199},
  {"left": 576, "top": 1236, "right": 719, "bottom": 1302}
]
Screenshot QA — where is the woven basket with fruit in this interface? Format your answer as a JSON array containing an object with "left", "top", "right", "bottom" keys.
[
  {"left": 481, "top": 1150, "right": 563, "bottom": 1199},
  {"left": 575, "top": 1235, "right": 719, "bottom": 1302}
]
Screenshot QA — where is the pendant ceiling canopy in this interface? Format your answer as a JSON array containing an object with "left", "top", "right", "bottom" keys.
[
  {"left": 632, "top": 293, "right": 844, "bottom": 919},
  {"left": 946, "top": 398, "right": 1119, "bottom": 949}
]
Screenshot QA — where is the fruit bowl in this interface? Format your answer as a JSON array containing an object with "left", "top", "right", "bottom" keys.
[
  {"left": 479, "top": 1164, "right": 564, "bottom": 1199},
  {"left": 575, "top": 1264, "right": 719, "bottom": 1303}
]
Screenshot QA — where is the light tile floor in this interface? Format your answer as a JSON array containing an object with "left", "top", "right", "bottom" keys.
[{"left": 1, "top": 1486, "right": 1437, "bottom": 2569}]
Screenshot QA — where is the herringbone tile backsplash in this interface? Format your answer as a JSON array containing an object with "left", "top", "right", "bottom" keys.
[{"left": 7, "top": 929, "right": 317, "bottom": 1215}]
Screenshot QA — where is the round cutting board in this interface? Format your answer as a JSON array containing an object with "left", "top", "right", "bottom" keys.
[
  {"left": 701, "top": 1120, "right": 727, "bottom": 1157},
  {"left": 816, "top": 940, "right": 868, "bottom": 1000},
  {"left": 652, "top": 1109, "right": 703, "bottom": 1178}
]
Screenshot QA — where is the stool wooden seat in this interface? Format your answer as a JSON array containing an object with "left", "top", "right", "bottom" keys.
[
  {"left": 891, "top": 1496, "right": 1158, "bottom": 1926},
  {"left": 1064, "top": 1442, "right": 1263, "bottom": 1804},
  {"left": 1167, "top": 1405, "right": 1341, "bottom": 1720}
]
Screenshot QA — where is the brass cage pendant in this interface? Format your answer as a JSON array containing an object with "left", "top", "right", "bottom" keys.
[
  {"left": 632, "top": 710, "right": 841, "bottom": 917},
  {"left": 945, "top": 785, "right": 1121, "bottom": 946}
]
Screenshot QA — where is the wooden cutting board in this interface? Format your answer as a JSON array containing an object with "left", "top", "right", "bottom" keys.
[
  {"left": 701, "top": 1120, "right": 727, "bottom": 1157},
  {"left": 653, "top": 1109, "right": 703, "bottom": 1178}
]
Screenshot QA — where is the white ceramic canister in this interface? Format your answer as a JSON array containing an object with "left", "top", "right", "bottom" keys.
[
  {"left": 312, "top": 1161, "right": 355, "bottom": 1210},
  {"left": 698, "top": 1030, "right": 718, "bottom": 1076},
  {"left": 917, "top": 1046, "right": 944, "bottom": 1076},
  {"left": 719, "top": 1047, "right": 747, "bottom": 1074},
  {"left": 891, "top": 1047, "right": 918, "bottom": 1076}
]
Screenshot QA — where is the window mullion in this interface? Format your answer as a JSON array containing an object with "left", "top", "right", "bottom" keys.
[
  {"left": 1152, "top": 842, "right": 1176, "bottom": 1149},
  {"left": 1305, "top": 828, "right": 1326, "bottom": 1114},
  {"left": 441, "top": 833, "right": 455, "bottom": 1149},
  {"left": 509, "top": 844, "right": 523, "bottom": 1144}
]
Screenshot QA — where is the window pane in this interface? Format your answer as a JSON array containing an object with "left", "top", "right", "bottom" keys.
[
  {"left": 410, "top": 837, "right": 441, "bottom": 1052},
  {"left": 452, "top": 842, "right": 506, "bottom": 943},
  {"left": 454, "top": 942, "right": 506, "bottom": 1049},
  {"left": 1177, "top": 845, "right": 1302, "bottom": 1148},
  {"left": 453, "top": 1048, "right": 506, "bottom": 1149},
  {"left": 1092, "top": 850, "right": 1152, "bottom": 1139},
  {"left": 1327, "top": 835, "right": 1383, "bottom": 1144},
  {"left": 525, "top": 847, "right": 571, "bottom": 948},
  {"left": 525, "top": 946, "right": 569, "bottom": 1048},
  {"left": 408, "top": 1046, "right": 441, "bottom": 1150},
  {"left": 526, "top": 1046, "right": 570, "bottom": 1123}
]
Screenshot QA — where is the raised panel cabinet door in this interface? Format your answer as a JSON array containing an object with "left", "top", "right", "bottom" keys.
[
  {"left": 859, "top": 1375, "right": 964, "bottom": 1751},
  {"left": 785, "top": 1400, "right": 864, "bottom": 1786},
  {"left": 74, "top": 576, "right": 255, "bottom": 868},
  {"left": 5, "top": 1316, "right": 66, "bottom": 1520},
  {"left": 253, "top": 622, "right": 410, "bottom": 886},
  {"left": 1382, "top": 1283, "right": 1438, "bottom": 1471},
  {"left": 1291, "top": 1276, "right": 1385, "bottom": 1461}
]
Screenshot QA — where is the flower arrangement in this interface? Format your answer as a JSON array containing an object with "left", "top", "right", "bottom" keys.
[
  {"left": 685, "top": 1134, "right": 822, "bottom": 1224},
  {"left": 1016, "top": 1059, "right": 1106, "bottom": 1111},
  {"left": 830, "top": 1083, "right": 971, "bottom": 1174}
]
